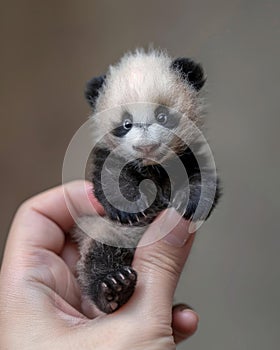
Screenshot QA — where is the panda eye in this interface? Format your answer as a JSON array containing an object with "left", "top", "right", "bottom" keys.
[
  {"left": 156, "top": 112, "right": 168, "bottom": 125},
  {"left": 123, "top": 118, "right": 133, "bottom": 130}
]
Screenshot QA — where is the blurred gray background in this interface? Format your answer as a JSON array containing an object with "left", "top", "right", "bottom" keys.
[{"left": 0, "top": 0, "right": 279, "bottom": 349}]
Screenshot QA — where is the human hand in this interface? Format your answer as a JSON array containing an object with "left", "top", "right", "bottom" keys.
[{"left": 0, "top": 181, "right": 198, "bottom": 349}]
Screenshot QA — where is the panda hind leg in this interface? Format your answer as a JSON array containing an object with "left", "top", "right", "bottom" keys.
[{"left": 78, "top": 240, "right": 137, "bottom": 314}]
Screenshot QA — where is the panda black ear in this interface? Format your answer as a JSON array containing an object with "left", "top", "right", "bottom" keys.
[
  {"left": 170, "top": 58, "right": 206, "bottom": 91},
  {"left": 85, "top": 74, "right": 106, "bottom": 108}
]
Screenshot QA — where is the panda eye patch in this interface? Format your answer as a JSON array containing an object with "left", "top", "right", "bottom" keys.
[
  {"left": 112, "top": 113, "right": 133, "bottom": 137},
  {"left": 154, "top": 106, "right": 180, "bottom": 129}
]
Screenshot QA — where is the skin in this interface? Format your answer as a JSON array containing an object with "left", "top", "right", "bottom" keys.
[{"left": 0, "top": 181, "right": 199, "bottom": 350}]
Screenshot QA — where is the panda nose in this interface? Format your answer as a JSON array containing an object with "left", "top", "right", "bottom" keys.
[{"left": 133, "top": 143, "right": 160, "bottom": 154}]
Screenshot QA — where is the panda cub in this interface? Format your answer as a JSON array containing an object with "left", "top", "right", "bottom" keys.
[{"left": 73, "top": 49, "right": 221, "bottom": 314}]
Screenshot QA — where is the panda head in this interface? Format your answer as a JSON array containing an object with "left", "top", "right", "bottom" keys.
[{"left": 85, "top": 50, "right": 206, "bottom": 164}]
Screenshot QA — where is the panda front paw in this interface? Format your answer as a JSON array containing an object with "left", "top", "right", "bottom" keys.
[{"left": 173, "top": 176, "right": 221, "bottom": 222}]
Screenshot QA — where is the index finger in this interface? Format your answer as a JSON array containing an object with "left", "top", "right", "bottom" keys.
[{"left": 2, "top": 181, "right": 104, "bottom": 266}]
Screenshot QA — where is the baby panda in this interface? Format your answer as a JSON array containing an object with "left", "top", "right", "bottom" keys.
[{"left": 73, "top": 49, "right": 221, "bottom": 314}]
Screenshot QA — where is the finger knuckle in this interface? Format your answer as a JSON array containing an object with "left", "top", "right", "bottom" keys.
[{"left": 137, "top": 245, "right": 182, "bottom": 281}]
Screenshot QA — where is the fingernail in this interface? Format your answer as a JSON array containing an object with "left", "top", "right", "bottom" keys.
[
  {"left": 85, "top": 182, "right": 93, "bottom": 195},
  {"left": 177, "top": 304, "right": 194, "bottom": 312},
  {"left": 85, "top": 182, "right": 105, "bottom": 214},
  {"left": 189, "top": 220, "right": 205, "bottom": 234},
  {"left": 85, "top": 182, "right": 96, "bottom": 206},
  {"left": 161, "top": 208, "right": 191, "bottom": 247}
]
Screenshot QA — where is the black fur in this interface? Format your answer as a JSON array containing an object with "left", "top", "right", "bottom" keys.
[
  {"left": 78, "top": 56, "right": 220, "bottom": 314},
  {"left": 171, "top": 58, "right": 206, "bottom": 90},
  {"left": 81, "top": 145, "right": 220, "bottom": 313},
  {"left": 92, "top": 145, "right": 220, "bottom": 225},
  {"left": 85, "top": 74, "right": 106, "bottom": 108},
  {"left": 81, "top": 241, "right": 136, "bottom": 313},
  {"left": 92, "top": 147, "right": 172, "bottom": 225}
]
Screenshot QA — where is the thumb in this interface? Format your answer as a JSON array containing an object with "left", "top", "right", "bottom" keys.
[{"left": 132, "top": 209, "right": 195, "bottom": 318}]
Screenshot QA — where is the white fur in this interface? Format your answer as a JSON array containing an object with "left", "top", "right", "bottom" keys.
[
  {"left": 73, "top": 215, "right": 145, "bottom": 249},
  {"left": 90, "top": 49, "right": 205, "bottom": 162}
]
